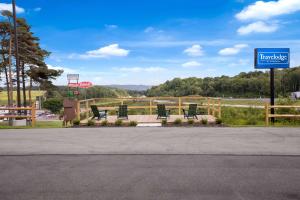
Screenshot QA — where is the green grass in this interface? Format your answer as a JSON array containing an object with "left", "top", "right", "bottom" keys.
[
  {"left": 221, "top": 106, "right": 300, "bottom": 127},
  {"left": 0, "top": 90, "right": 46, "bottom": 105},
  {"left": 0, "top": 121, "right": 62, "bottom": 129}
]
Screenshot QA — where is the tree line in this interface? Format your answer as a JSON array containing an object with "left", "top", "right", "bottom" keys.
[
  {"left": 0, "top": 10, "right": 62, "bottom": 107},
  {"left": 146, "top": 67, "right": 300, "bottom": 98}
]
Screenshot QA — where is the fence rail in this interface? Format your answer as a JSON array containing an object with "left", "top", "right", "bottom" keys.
[
  {"left": 0, "top": 105, "right": 36, "bottom": 127},
  {"left": 77, "top": 96, "right": 221, "bottom": 120},
  {"left": 265, "top": 103, "right": 300, "bottom": 126}
]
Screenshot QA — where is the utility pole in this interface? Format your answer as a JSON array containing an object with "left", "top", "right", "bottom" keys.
[{"left": 12, "top": 0, "right": 21, "bottom": 108}]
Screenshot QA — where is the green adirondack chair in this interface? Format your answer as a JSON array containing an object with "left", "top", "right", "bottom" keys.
[
  {"left": 182, "top": 104, "right": 198, "bottom": 119},
  {"left": 117, "top": 105, "right": 128, "bottom": 119},
  {"left": 157, "top": 104, "right": 170, "bottom": 119},
  {"left": 90, "top": 105, "right": 107, "bottom": 120}
]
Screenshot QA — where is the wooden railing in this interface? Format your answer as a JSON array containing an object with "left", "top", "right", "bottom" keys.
[
  {"left": 0, "top": 104, "right": 36, "bottom": 127},
  {"left": 265, "top": 103, "right": 300, "bottom": 126},
  {"left": 77, "top": 96, "right": 221, "bottom": 119}
]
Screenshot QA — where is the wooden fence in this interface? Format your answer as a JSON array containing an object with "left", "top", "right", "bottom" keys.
[
  {"left": 77, "top": 96, "right": 221, "bottom": 120},
  {"left": 0, "top": 104, "right": 36, "bottom": 127},
  {"left": 265, "top": 103, "right": 300, "bottom": 126}
]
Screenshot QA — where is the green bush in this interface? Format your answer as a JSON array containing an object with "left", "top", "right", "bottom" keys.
[
  {"left": 187, "top": 119, "right": 194, "bottom": 125},
  {"left": 115, "top": 119, "right": 123, "bottom": 126},
  {"left": 42, "top": 98, "right": 63, "bottom": 114},
  {"left": 201, "top": 118, "right": 208, "bottom": 125},
  {"left": 174, "top": 118, "right": 182, "bottom": 125},
  {"left": 161, "top": 119, "right": 167, "bottom": 125},
  {"left": 129, "top": 121, "right": 138, "bottom": 127},
  {"left": 216, "top": 118, "right": 222, "bottom": 125},
  {"left": 87, "top": 119, "right": 95, "bottom": 126},
  {"left": 101, "top": 120, "right": 108, "bottom": 126},
  {"left": 80, "top": 112, "right": 88, "bottom": 120},
  {"left": 246, "top": 116, "right": 257, "bottom": 125},
  {"left": 73, "top": 119, "right": 80, "bottom": 126}
]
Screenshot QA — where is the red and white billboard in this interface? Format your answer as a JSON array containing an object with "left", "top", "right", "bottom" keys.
[
  {"left": 79, "top": 81, "right": 93, "bottom": 88},
  {"left": 68, "top": 83, "right": 79, "bottom": 88}
]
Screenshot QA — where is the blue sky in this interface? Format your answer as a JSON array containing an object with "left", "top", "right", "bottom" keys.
[{"left": 1, "top": 0, "right": 300, "bottom": 85}]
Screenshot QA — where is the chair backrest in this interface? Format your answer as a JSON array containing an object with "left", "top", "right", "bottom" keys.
[
  {"left": 118, "top": 105, "right": 128, "bottom": 117},
  {"left": 157, "top": 104, "right": 166, "bottom": 116},
  {"left": 90, "top": 105, "right": 100, "bottom": 117},
  {"left": 188, "top": 104, "right": 197, "bottom": 116}
]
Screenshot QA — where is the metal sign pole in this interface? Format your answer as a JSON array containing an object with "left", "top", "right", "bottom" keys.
[{"left": 270, "top": 68, "right": 275, "bottom": 124}]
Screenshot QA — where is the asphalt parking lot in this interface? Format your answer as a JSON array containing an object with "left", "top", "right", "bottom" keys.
[{"left": 0, "top": 127, "right": 299, "bottom": 200}]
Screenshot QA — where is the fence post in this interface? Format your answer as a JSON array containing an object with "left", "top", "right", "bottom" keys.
[
  {"left": 207, "top": 98, "right": 210, "bottom": 115},
  {"left": 218, "top": 98, "right": 221, "bottom": 118},
  {"left": 149, "top": 98, "right": 152, "bottom": 115},
  {"left": 85, "top": 100, "right": 89, "bottom": 118},
  {"left": 265, "top": 103, "right": 269, "bottom": 126},
  {"left": 212, "top": 99, "right": 215, "bottom": 117},
  {"left": 178, "top": 97, "right": 182, "bottom": 115},
  {"left": 76, "top": 101, "right": 80, "bottom": 120},
  {"left": 31, "top": 103, "right": 36, "bottom": 127}
]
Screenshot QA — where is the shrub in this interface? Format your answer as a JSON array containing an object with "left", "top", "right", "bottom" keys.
[
  {"left": 129, "top": 121, "right": 138, "bottom": 127},
  {"left": 216, "top": 118, "right": 222, "bottom": 125},
  {"left": 87, "top": 119, "right": 95, "bottom": 126},
  {"left": 80, "top": 113, "right": 87, "bottom": 120},
  {"left": 246, "top": 116, "right": 257, "bottom": 125},
  {"left": 161, "top": 119, "right": 167, "bottom": 125},
  {"left": 101, "top": 120, "right": 108, "bottom": 126},
  {"left": 201, "top": 118, "right": 208, "bottom": 125},
  {"left": 174, "top": 118, "right": 182, "bottom": 125},
  {"left": 187, "top": 119, "right": 194, "bottom": 125},
  {"left": 73, "top": 119, "right": 80, "bottom": 126},
  {"left": 42, "top": 98, "right": 63, "bottom": 114},
  {"left": 115, "top": 119, "right": 123, "bottom": 126}
]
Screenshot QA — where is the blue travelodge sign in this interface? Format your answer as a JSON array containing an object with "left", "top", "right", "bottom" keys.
[{"left": 254, "top": 48, "right": 290, "bottom": 69}]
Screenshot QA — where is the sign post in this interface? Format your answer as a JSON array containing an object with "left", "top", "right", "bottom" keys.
[{"left": 254, "top": 48, "right": 290, "bottom": 124}]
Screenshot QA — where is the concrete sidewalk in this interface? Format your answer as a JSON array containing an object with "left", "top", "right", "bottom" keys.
[{"left": 0, "top": 127, "right": 299, "bottom": 155}]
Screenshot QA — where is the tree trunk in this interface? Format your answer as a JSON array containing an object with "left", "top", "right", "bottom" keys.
[
  {"left": 21, "top": 62, "right": 27, "bottom": 107},
  {"left": 1, "top": 51, "right": 10, "bottom": 105},
  {"left": 4, "top": 65, "right": 10, "bottom": 105},
  {"left": 29, "top": 77, "right": 32, "bottom": 104},
  {"left": 8, "top": 37, "right": 13, "bottom": 107}
]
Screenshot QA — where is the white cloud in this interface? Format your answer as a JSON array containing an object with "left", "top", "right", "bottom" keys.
[
  {"left": 183, "top": 44, "right": 204, "bottom": 57},
  {"left": 79, "top": 44, "right": 130, "bottom": 59},
  {"left": 218, "top": 44, "right": 248, "bottom": 56},
  {"left": 237, "top": 21, "right": 279, "bottom": 35},
  {"left": 105, "top": 24, "right": 118, "bottom": 29},
  {"left": 236, "top": 0, "right": 300, "bottom": 21},
  {"left": 34, "top": 7, "right": 41, "bottom": 12},
  {"left": 118, "top": 67, "right": 166, "bottom": 73},
  {"left": 144, "top": 26, "right": 155, "bottom": 33},
  {"left": 0, "top": 3, "right": 25, "bottom": 13},
  {"left": 228, "top": 59, "right": 250, "bottom": 67},
  {"left": 182, "top": 61, "right": 202, "bottom": 68},
  {"left": 47, "top": 64, "right": 77, "bottom": 74}
]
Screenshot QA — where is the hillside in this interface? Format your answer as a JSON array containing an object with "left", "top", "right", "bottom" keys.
[
  {"left": 146, "top": 67, "right": 300, "bottom": 98},
  {"left": 104, "top": 85, "right": 152, "bottom": 91},
  {"left": 50, "top": 86, "right": 130, "bottom": 100}
]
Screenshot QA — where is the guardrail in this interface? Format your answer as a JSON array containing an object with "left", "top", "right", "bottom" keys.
[
  {"left": 0, "top": 104, "right": 36, "bottom": 127},
  {"left": 77, "top": 96, "right": 221, "bottom": 120},
  {"left": 265, "top": 103, "right": 300, "bottom": 126}
]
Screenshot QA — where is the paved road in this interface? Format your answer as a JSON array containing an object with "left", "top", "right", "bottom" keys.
[
  {"left": 0, "top": 127, "right": 300, "bottom": 155},
  {"left": 0, "top": 155, "right": 299, "bottom": 200}
]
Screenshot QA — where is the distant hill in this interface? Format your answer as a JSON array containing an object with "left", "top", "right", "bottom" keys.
[
  {"left": 146, "top": 67, "right": 300, "bottom": 98},
  {"left": 104, "top": 85, "right": 152, "bottom": 91}
]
